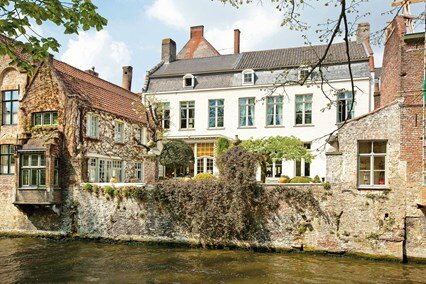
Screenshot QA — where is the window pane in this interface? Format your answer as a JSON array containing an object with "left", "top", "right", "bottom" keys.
[
  {"left": 22, "top": 155, "right": 29, "bottom": 167},
  {"left": 359, "top": 142, "right": 372, "bottom": 154},
  {"left": 295, "top": 160, "right": 301, "bottom": 176},
  {"left": 305, "top": 113, "right": 312, "bottom": 124},
  {"left": 1, "top": 156, "right": 8, "bottom": 174},
  {"left": 373, "top": 141, "right": 386, "bottom": 153},
  {"left": 3, "top": 91, "right": 11, "bottom": 101},
  {"left": 217, "top": 116, "right": 224, "bottom": 127},
  {"left": 39, "top": 169, "right": 46, "bottom": 186},
  {"left": 374, "top": 156, "right": 385, "bottom": 170},
  {"left": 10, "top": 155, "right": 15, "bottom": 174},
  {"left": 209, "top": 117, "right": 215, "bottom": 128},
  {"left": 22, "top": 169, "right": 30, "bottom": 186},
  {"left": 374, "top": 171, "right": 386, "bottom": 185},
  {"left": 359, "top": 171, "right": 371, "bottom": 185},
  {"left": 40, "top": 155, "right": 46, "bottom": 166},
  {"left": 360, "top": 156, "right": 370, "bottom": 170},
  {"left": 52, "top": 112, "right": 59, "bottom": 125},
  {"left": 31, "top": 170, "right": 37, "bottom": 186},
  {"left": 34, "top": 113, "right": 42, "bottom": 125},
  {"left": 31, "top": 155, "right": 38, "bottom": 166},
  {"left": 12, "top": 90, "right": 19, "bottom": 100}
]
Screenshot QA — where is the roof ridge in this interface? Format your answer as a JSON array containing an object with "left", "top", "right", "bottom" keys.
[
  {"left": 240, "top": 41, "right": 357, "bottom": 55},
  {"left": 53, "top": 59, "right": 139, "bottom": 99}
]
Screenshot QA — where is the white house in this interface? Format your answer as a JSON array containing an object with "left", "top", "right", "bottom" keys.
[{"left": 143, "top": 25, "right": 375, "bottom": 181}]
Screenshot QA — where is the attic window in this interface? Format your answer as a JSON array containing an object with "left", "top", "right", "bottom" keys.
[
  {"left": 183, "top": 74, "right": 195, "bottom": 88},
  {"left": 298, "top": 67, "right": 312, "bottom": 82},
  {"left": 242, "top": 69, "right": 255, "bottom": 85}
]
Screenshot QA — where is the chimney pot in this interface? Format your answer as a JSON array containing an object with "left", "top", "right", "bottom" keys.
[
  {"left": 234, "top": 29, "right": 241, "bottom": 54},
  {"left": 122, "top": 66, "right": 133, "bottom": 91},
  {"left": 162, "top": 38, "right": 176, "bottom": 63},
  {"left": 357, "top": 22, "right": 370, "bottom": 44},
  {"left": 85, "top": 66, "right": 99, "bottom": 77}
]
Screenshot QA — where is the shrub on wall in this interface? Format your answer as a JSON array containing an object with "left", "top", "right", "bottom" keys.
[
  {"left": 193, "top": 173, "right": 215, "bottom": 180},
  {"left": 289, "top": 176, "right": 312, "bottom": 184}
]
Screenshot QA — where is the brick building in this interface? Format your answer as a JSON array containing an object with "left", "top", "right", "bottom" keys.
[
  {"left": 0, "top": 39, "right": 156, "bottom": 221},
  {"left": 326, "top": 16, "right": 425, "bottom": 260}
]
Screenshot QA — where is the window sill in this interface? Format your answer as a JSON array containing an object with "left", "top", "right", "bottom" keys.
[
  {"left": 179, "top": 128, "right": 196, "bottom": 131},
  {"left": 207, "top": 127, "right": 225, "bottom": 130},
  {"left": 238, "top": 126, "right": 256, "bottom": 129},
  {"left": 115, "top": 141, "right": 125, "bottom": 145},
  {"left": 265, "top": 125, "right": 285, "bottom": 128},
  {"left": 18, "top": 187, "right": 46, "bottom": 191},
  {"left": 358, "top": 186, "right": 390, "bottom": 190},
  {"left": 86, "top": 136, "right": 100, "bottom": 141},
  {"left": 1, "top": 124, "right": 17, "bottom": 127},
  {"left": 0, "top": 174, "right": 15, "bottom": 176},
  {"left": 294, "top": 124, "right": 315, "bottom": 127}
]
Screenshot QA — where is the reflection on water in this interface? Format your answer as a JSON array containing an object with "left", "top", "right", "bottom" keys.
[{"left": 0, "top": 238, "right": 424, "bottom": 283}]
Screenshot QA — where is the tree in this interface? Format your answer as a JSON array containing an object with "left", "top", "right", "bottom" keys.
[
  {"left": 241, "top": 136, "right": 314, "bottom": 182},
  {"left": 159, "top": 140, "right": 194, "bottom": 177},
  {"left": 0, "top": 0, "right": 107, "bottom": 71}
]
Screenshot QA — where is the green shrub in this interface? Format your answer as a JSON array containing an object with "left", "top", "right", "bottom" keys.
[
  {"left": 104, "top": 186, "right": 115, "bottom": 197},
  {"left": 131, "top": 187, "right": 146, "bottom": 200},
  {"left": 193, "top": 173, "right": 215, "bottom": 180},
  {"left": 216, "top": 137, "right": 231, "bottom": 157},
  {"left": 323, "top": 181, "right": 331, "bottom": 190},
  {"left": 121, "top": 186, "right": 131, "bottom": 198},
  {"left": 83, "top": 183, "right": 93, "bottom": 192},
  {"left": 113, "top": 189, "right": 120, "bottom": 197},
  {"left": 289, "top": 176, "right": 312, "bottom": 184},
  {"left": 279, "top": 175, "right": 290, "bottom": 183},
  {"left": 313, "top": 175, "right": 321, "bottom": 183}
]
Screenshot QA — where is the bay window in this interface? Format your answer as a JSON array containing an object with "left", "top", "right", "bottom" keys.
[{"left": 21, "top": 153, "right": 46, "bottom": 188}]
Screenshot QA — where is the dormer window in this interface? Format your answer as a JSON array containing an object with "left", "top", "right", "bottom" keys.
[
  {"left": 242, "top": 69, "right": 255, "bottom": 85},
  {"left": 298, "top": 66, "right": 316, "bottom": 82},
  {"left": 183, "top": 74, "right": 195, "bottom": 88}
]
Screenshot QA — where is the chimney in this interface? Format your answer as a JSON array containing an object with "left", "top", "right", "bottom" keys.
[
  {"left": 122, "top": 66, "right": 133, "bottom": 91},
  {"left": 162, "top": 38, "right": 176, "bottom": 63},
  {"left": 85, "top": 66, "right": 98, "bottom": 77},
  {"left": 234, "top": 29, "right": 241, "bottom": 54},
  {"left": 357, "top": 22, "right": 370, "bottom": 44},
  {"left": 190, "top": 25, "right": 204, "bottom": 39}
]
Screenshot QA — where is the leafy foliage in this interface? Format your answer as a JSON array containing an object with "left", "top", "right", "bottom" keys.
[
  {"left": 159, "top": 140, "right": 194, "bottom": 177},
  {"left": 289, "top": 176, "right": 312, "bottom": 184},
  {"left": 0, "top": 0, "right": 107, "bottom": 71},
  {"left": 215, "top": 137, "right": 231, "bottom": 157},
  {"left": 193, "top": 173, "right": 216, "bottom": 181}
]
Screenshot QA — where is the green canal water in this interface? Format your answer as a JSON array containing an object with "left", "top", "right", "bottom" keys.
[{"left": 0, "top": 238, "right": 424, "bottom": 283}]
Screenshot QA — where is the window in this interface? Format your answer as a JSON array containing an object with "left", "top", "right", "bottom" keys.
[
  {"left": 33, "top": 111, "right": 58, "bottom": 126},
  {"left": 86, "top": 114, "right": 99, "bottom": 138},
  {"left": 0, "top": 145, "right": 15, "bottom": 175},
  {"left": 180, "top": 101, "right": 195, "bottom": 129},
  {"left": 337, "top": 91, "right": 354, "bottom": 123},
  {"left": 54, "top": 159, "right": 59, "bottom": 186},
  {"left": 266, "top": 96, "right": 283, "bottom": 126},
  {"left": 239, "top": 97, "right": 255, "bottom": 127},
  {"left": 208, "top": 99, "right": 224, "bottom": 128},
  {"left": 115, "top": 121, "right": 124, "bottom": 143},
  {"left": 358, "top": 141, "right": 387, "bottom": 188},
  {"left": 135, "top": 127, "right": 147, "bottom": 145},
  {"left": 295, "top": 94, "right": 312, "bottom": 125},
  {"left": 2, "top": 90, "right": 18, "bottom": 125},
  {"left": 242, "top": 69, "right": 255, "bottom": 85},
  {"left": 298, "top": 67, "right": 313, "bottom": 82},
  {"left": 295, "top": 143, "right": 311, "bottom": 177},
  {"left": 161, "top": 102, "right": 170, "bottom": 129},
  {"left": 196, "top": 143, "right": 214, "bottom": 174},
  {"left": 183, "top": 74, "right": 194, "bottom": 88},
  {"left": 21, "top": 153, "right": 46, "bottom": 188},
  {"left": 87, "top": 158, "right": 124, "bottom": 183},
  {"left": 135, "top": 163, "right": 144, "bottom": 182},
  {"left": 266, "top": 160, "right": 282, "bottom": 178}
]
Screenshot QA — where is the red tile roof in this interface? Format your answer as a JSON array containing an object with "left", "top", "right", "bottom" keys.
[{"left": 52, "top": 59, "right": 148, "bottom": 124}]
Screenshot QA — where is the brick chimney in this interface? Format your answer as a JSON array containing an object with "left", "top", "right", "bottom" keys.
[
  {"left": 234, "top": 29, "right": 241, "bottom": 54},
  {"left": 85, "top": 67, "right": 98, "bottom": 77},
  {"left": 357, "top": 22, "right": 370, "bottom": 44},
  {"left": 122, "top": 66, "right": 133, "bottom": 91},
  {"left": 162, "top": 38, "right": 176, "bottom": 63},
  {"left": 190, "top": 25, "right": 204, "bottom": 39}
]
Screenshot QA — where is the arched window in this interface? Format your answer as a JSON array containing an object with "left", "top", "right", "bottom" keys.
[
  {"left": 183, "top": 74, "right": 195, "bottom": 88},
  {"left": 242, "top": 69, "right": 255, "bottom": 85}
]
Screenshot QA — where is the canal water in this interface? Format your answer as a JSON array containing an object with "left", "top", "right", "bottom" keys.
[{"left": 0, "top": 238, "right": 424, "bottom": 283}]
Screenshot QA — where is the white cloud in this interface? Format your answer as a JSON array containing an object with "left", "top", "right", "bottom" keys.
[
  {"left": 145, "top": 0, "right": 284, "bottom": 53},
  {"left": 60, "top": 30, "right": 131, "bottom": 84},
  {"left": 146, "top": 0, "right": 187, "bottom": 29}
]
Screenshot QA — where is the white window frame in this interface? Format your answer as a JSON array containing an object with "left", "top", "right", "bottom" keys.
[
  {"left": 180, "top": 101, "right": 195, "bottom": 129},
  {"left": 88, "top": 158, "right": 124, "bottom": 183},
  {"left": 115, "top": 120, "right": 125, "bottom": 143},
  {"left": 86, "top": 113, "right": 99, "bottom": 139},
  {"left": 183, "top": 74, "right": 195, "bottom": 88},
  {"left": 135, "top": 126, "right": 147, "bottom": 145},
  {"left": 295, "top": 94, "right": 313, "bottom": 125},
  {"left": 298, "top": 66, "right": 312, "bottom": 82},
  {"left": 242, "top": 69, "right": 255, "bottom": 85},
  {"left": 33, "top": 111, "right": 59, "bottom": 126},
  {"left": 238, "top": 97, "right": 255, "bottom": 127},
  {"left": 208, "top": 99, "right": 224, "bottom": 128},
  {"left": 337, "top": 91, "right": 355, "bottom": 123},
  {"left": 295, "top": 143, "right": 311, "bottom": 177},
  {"left": 266, "top": 96, "right": 283, "bottom": 126},
  {"left": 135, "top": 162, "right": 144, "bottom": 182},
  {"left": 358, "top": 141, "right": 388, "bottom": 189}
]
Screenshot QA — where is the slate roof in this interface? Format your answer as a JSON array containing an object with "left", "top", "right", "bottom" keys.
[
  {"left": 150, "top": 41, "right": 369, "bottom": 78},
  {"left": 52, "top": 59, "right": 148, "bottom": 124}
]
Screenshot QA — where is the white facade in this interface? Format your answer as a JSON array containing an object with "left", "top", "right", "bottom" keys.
[{"left": 146, "top": 73, "right": 374, "bottom": 181}]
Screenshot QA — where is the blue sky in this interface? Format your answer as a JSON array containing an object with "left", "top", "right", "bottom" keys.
[{"left": 39, "top": 0, "right": 424, "bottom": 91}]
